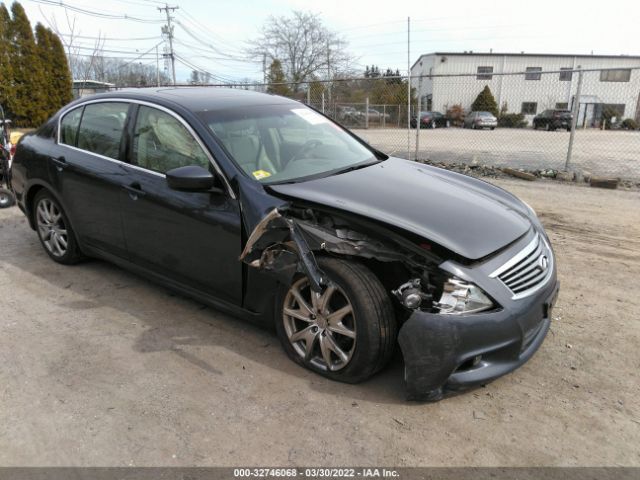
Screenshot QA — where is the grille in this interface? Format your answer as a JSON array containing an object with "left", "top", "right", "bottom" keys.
[{"left": 490, "top": 234, "right": 553, "bottom": 299}]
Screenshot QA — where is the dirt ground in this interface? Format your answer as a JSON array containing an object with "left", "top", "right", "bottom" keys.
[{"left": 0, "top": 178, "right": 639, "bottom": 467}]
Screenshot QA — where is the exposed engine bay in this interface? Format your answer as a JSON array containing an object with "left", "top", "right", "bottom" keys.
[{"left": 239, "top": 206, "right": 457, "bottom": 316}]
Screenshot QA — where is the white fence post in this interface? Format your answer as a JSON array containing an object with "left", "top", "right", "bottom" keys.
[
  {"left": 365, "top": 97, "right": 369, "bottom": 129},
  {"left": 565, "top": 67, "right": 583, "bottom": 171}
]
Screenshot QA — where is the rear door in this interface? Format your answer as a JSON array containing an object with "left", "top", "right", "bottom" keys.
[
  {"left": 54, "top": 101, "right": 131, "bottom": 258},
  {"left": 118, "top": 104, "right": 242, "bottom": 305}
]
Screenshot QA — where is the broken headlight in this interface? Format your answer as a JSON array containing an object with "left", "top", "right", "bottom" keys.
[{"left": 435, "top": 278, "right": 493, "bottom": 315}]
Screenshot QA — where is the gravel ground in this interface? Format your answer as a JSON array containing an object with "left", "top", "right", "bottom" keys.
[
  {"left": 352, "top": 128, "right": 640, "bottom": 180},
  {"left": 0, "top": 178, "right": 639, "bottom": 467}
]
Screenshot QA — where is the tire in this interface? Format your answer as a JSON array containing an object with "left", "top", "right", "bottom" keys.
[
  {"left": 0, "top": 188, "right": 15, "bottom": 208},
  {"left": 33, "top": 189, "right": 83, "bottom": 265},
  {"left": 490, "top": 127, "right": 495, "bottom": 130},
  {"left": 276, "top": 257, "right": 397, "bottom": 384}
]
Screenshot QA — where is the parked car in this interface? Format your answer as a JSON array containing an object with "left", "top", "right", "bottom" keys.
[
  {"left": 410, "top": 111, "right": 450, "bottom": 129},
  {"left": 464, "top": 111, "right": 498, "bottom": 130},
  {"left": 533, "top": 109, "right": 573, "bottom": 131},
  {"left": 11, "top": 88, "right": 558, "bottom": 401},
  {"left": 356, "top": 107, "right": 391, "bottom": 123},
  {"left": 337, "top": 105, "right": 358, "bottom": 123}
]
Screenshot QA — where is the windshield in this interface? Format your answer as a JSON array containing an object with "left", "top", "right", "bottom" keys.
[{"left": 198, "top": 104, "right": 379, "bottom": 184}]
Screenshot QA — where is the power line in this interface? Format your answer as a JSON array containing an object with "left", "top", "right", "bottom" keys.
[
  {"left": 117, "top": 41, "right": 164, "bottom": 70},
  {"left": 174, "top": 20, "right": 244, "bottom": 60},
  {"left": 57, "top": 33, "right": 161, "bottom": 41},
  {"left": 28, "top": 0, "right": 164, "bottom": 23},
  {"left": 177, "top": 9, "right": 246, "bottom": 55}
]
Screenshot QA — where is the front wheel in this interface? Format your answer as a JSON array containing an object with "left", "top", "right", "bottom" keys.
[{"left": 276, "top": 257, "right": 397, "bottom": 384}]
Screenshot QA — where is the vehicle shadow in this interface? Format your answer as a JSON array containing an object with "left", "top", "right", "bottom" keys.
[{"left": 3, "top": 221, "right": 410, "bottom": 405}]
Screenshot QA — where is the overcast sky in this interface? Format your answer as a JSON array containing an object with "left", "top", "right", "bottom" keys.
[{"left": 18, "top": 0, "right": 640, "bottom": 82}]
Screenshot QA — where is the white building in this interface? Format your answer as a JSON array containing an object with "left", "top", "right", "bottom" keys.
[{"left": 410, "top": 52, "right": 640, "bottom": 126}]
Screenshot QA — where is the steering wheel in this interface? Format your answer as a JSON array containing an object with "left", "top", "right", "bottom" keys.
[{"left": 289, "top": 139, "right": 322, "bottom": 163}]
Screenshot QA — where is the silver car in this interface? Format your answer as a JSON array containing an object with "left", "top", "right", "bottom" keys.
[{"left": 464, "top": 111, "right": 498, "bottom": 130}]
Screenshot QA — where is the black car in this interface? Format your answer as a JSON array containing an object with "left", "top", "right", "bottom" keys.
[
  {"left": 11, "top": 88, "right": 558, "bottom": 401},
  {"left": 533, "top": 109, "right": 573, "bottom": 131},
  {"left": 410, "top": 111, "right": 449, "bottom": 129}
]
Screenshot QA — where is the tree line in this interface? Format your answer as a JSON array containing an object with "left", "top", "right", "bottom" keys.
[{"left": 1, "top": 1, "right": 73, "bottom": 127}]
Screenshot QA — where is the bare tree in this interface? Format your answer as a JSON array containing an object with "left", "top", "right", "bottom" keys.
[
  {"left": 42, "top": 8, "right": 169, "bottom": 87},
  {"left": 43, "top": 9, "right": 105, "bottom": 82},
  {"left": 249, "top": 11, "right": 354, "bottom": 90}
]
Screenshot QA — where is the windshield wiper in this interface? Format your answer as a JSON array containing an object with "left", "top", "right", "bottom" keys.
[{"left": 331, "top": 159, "right": 381, "bottom": 176}]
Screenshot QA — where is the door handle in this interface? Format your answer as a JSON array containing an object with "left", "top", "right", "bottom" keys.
[
  {"left": 50, "top": 155, "right": 67, "bottom": 171},
  {"left": 123, "top": 182, "right": 146, "bottom": 200}
]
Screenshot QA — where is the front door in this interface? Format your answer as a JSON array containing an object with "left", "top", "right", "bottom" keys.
[{"left": 119, "top": 104, "right": 242, "bottom": 305}]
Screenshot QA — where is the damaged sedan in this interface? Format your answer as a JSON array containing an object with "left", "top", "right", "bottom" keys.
[{"left": 10, "top": 88, "right": 559, "bottom": 400}]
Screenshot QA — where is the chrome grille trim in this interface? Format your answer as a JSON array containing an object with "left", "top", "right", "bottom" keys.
[{"left": 489, "top": 233, "right": 554, "bottom": 300}]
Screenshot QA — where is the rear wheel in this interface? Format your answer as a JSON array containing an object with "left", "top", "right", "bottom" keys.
[
  {"left": 276, "top": 257, "right": 397, "bottom": 383},
  {"left": 33, "top": 190, "right": 83, "bottom": 264}
]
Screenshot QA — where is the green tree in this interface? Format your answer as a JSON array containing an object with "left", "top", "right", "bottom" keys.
[
  {"left": 0, "top": 4, "right": 14, "bottom": 115},
  {"left": 471, "top": 85, "right": 498, "bottom": 116},
  {"left": 35, "top": 23, "right": 57, "bottom": 119},
  {"left": 47, "top": 27, "right": 72, "bottom": 108},
  {"left": 8, "top": 2, "right": 47, "bottom": 126},
  {"left": 266, "top": 59, "right": 291, "bottom": 96}
]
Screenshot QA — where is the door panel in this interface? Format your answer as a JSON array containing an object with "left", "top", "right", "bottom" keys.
[
  {"left": 54, "top": 102, "right": 130, "bottom": 257},
  {"left": 119, "top": 166, "right": 242, "bottom": 304},
  {"left": 119, "top": 105, "right": 242, "bottom": 304}
]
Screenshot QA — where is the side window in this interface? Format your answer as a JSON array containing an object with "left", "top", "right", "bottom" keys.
[
  {"left": 59, "top": 107, "right": 83, "bottom": 146},
  {"left": 132, "top": 105, "right": 209, "bottom": 174},
  {"left": 77, "top": 102, "right": 129, "bottom": 160}
]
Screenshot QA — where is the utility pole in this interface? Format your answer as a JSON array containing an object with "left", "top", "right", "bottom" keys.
[
  {"left": 155, "top": 44, "right": 160, "bottom": 87},
  {"left": 158, "top": 3, "right": 179, "bottom": 85}
]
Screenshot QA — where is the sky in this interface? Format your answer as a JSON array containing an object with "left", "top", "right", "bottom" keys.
[{"left": 16, "top": 0, "right": 640, "bottom": 83}]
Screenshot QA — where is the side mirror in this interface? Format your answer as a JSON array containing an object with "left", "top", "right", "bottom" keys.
[{"left": 166, "top": 165, "right": 217, "bottom": 192}]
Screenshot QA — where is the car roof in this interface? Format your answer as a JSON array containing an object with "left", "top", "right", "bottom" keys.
[{"left": 71, "top": 87, "right": 300, "bottom": 112}]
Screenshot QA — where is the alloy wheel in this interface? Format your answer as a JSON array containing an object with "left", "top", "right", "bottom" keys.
[
  {"left": 36, "top": 198, "right": 68, "bottom": 257},
  {"left": 283, "top": 277, "right": 356, "bottom": 372}
]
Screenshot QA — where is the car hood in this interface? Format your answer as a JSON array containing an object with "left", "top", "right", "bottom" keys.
[{"left": 267, "top": 157, "right": 532, "bottom": 260}]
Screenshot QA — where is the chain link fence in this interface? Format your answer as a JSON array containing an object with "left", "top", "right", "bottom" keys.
[{"left": 111, "top": 67, "right": 640, "bottom": 180}]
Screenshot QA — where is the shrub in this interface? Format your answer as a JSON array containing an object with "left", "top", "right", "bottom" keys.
[
  {"left": 446, "top": 104, "right": 465, "bottom": 127},
  {"left": 620, "top": 118, "right": 638, "bottom": 130},
  {"left": 498, "top": 113, "right": 528, "bottom": 128},
  {"left": 471, "top": 86, "right": 499, "bottom": 117}
]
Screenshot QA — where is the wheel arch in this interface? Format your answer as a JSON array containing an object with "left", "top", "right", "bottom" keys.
[{"left": 25, "top": 182, "right": 71, "bottom": 232}]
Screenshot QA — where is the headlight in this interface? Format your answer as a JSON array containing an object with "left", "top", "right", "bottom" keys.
[{"left": 435, "top": 278, "right": 493, "bottom": 315}]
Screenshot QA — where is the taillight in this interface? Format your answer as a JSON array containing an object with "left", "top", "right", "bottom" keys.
[{"left": 10, "top": 145, "right": 16, "bottom": 157}]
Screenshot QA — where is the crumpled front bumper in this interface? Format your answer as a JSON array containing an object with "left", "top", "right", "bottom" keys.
[{"left": 398, "top": 275, "right": 559, "bottom": 401}]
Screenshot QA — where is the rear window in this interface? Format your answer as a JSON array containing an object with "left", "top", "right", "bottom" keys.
[
  {"left": 59, "top": 107, "right": 83, "bottom": 146},
  {"left": 76, "top": 102, "right": 129, "bottom": 160},
  {"left": 478, "top": 112, "right": 493, "bottom": 117}
]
